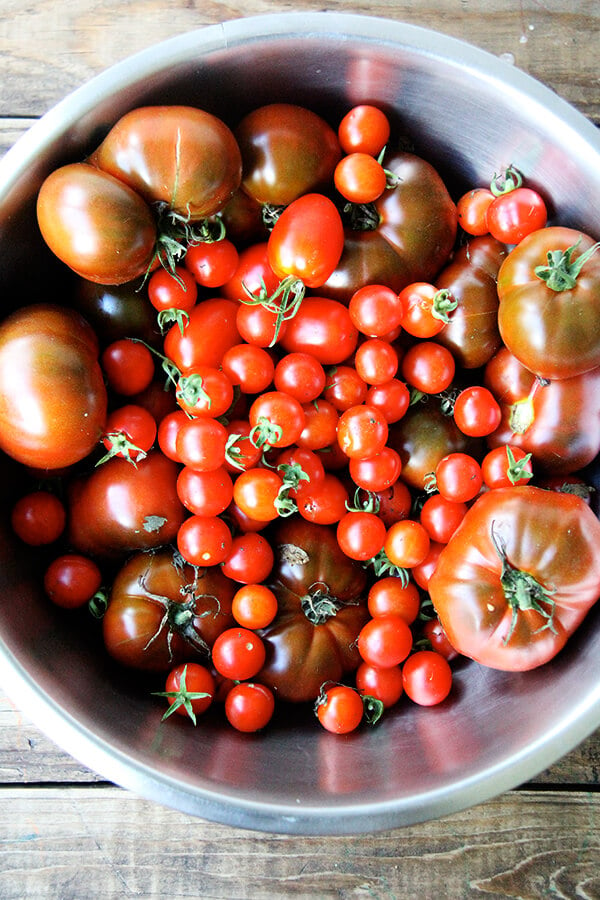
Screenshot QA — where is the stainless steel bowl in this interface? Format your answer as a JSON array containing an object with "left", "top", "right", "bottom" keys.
[{"left": 1, "top": 12, "right": 599, "bottom": 835}]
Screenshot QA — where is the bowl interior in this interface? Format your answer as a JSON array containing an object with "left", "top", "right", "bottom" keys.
[{"left": 1, "top": 13, "right": 600, "bottom": 834}]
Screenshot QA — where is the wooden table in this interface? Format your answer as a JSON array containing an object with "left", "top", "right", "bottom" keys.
[{"left": 1, "top": 2, "right": 599, "bottom": 896}]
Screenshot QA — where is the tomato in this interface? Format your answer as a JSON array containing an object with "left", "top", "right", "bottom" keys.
[
  {"left": 411, "top": 540, "right": 444, "bottom": 591},
  {"left": 435, "top": 235, "right": 507, "bottom": 369},
  {"left": 267, "top": 193, "right": 344, "bottom": 288},
  {"left": 11, "top": 491, "right": 66, "bottom": 545},
  {"left": 163, "top": 298, "right": 241, "bottom": 373},
  {"left": 221, "top": 242, "right": 280, "bottom": 302},
  {"left": 275, "top": 446, "right": 325, "bottom": 499},
  {"left": 497, "top": 226, "right": 600, "bottom": 380},
  {"left": 337, "top": 404, "right": 389, "bottom": 460},
  {"left": 100, "top": 404, "right": 157, "bottom": 464},
  {"left": 481, "top": 445, "right": 533, "bottom": 489},
  {"left": 296, "top": 473, "right": 349, "bottom": 524},
  {"left": 280, "top": 297, "right": 358, "bottom": 366},
  {"left": 37, "top": 163, "right": 157, "bottom": 284},
  {"left": 365, "top": 379, "right": 410, "bottom": 424},
  {"left": 236, "top": 103, "right": 341, "bottom": 206},
  {"left": 315, "top": 684, "right": 364, "bottom": 734},
  {"left": 68, "top": 450, "right": 185, "bottom": 558},
  {"left": 348, "top": 284, "right": 403, "bottom": 338},
  {"left": 74, "top": 278, "right": 161, "bottom": 348},
  {"left": 367, "top": 577, "right": 420, "bottom": 624},
  {"left": 232, "top": 584, "right": 278, "bottom": 629},
  {"left": 274, "top": 353, "right": 325, "bottom": 403},
  {"left": 429, "top": 486, "right": 600, "bottom": 670},
  {"left": 257, "top": 518, "right": 369, "bottom": 702},
  {"left": 484, "top": 345, "right": 600, "bottom": 475},
  {"left": 338, "top": 105, "right": 390, "bottom": 157},
  {"left": 402, "top": 651, "right": 452, "bottom": 706},
  {"left": 249, "top": 390, "right": 305, "bottom": 450},
  {"left": 348, "top": 446, "right": 401, "bottom": 493},
  {"left": 435, "top": 452, "right": 483, "bottom": 503},
  {"left": 453, "top": 386, "right": 501, "bottom": 437},
  {"left": 486, "top": 186, "right": 547, "bottom": 245},
  {"left": 147, "top": 266, "right": 198, "bottom": 332},
  {"left": 225, "top": 682, "right": 275, "bottom": 733},
  {"left": 422, "top": 617, "right": 459, "bottom": 661},
  {"left": 0, "top": 304, "right": 107, "bottom": 469},
  {"left": 222, "top": 343, "right": 275, "bottom": 395},
  {"left": 384, "top": 519, "right": 431, "bottom": 569},
  {"left": 103, "top": 548, "right": 235, "bottom": 670},
  {"left": 175, "top": 365, "right": 234, "bottom": 419},
  {"left": 177, "top": 466, "right": 233, "bottom": 517},
  {"left": 233, "top": 467, "right": 283, "bottom": 522},
  {"left": 184, "top": 239, "right": 239, "bottom": 288},
  {"left": 221, "top": 532, "right": 274, "bottom": 584},
  {"left": 43, "top": 553, "right": 102, "bottom": 609},
  {"left": 398, "top": 282, "right": 456, "bottom": 339},
  {"left": 157, "top": 409, "right": 189, "bottom": 462},
  {"left": 212, "top": 627, "right": 266, "bottom": 681},
  {"left": 336, "top": 511, "right": 386, "bottom": 561},
  {"left": 356, "top": 662, "right": 403, "bottom": 708},
  {"left": 420, "top": 493, "right": 467, "bottom": 544},
  {"left": 354, "top": 339, "right": 399, "bottom": 386},
  {"left": 223, "top": 419, "right": 262, "bottom": 474},
  {"left": 334, "top": 153, "right": 387, "bottom": 204},
  {"left": 401, "top": 341, "right": 455, "bottom": 395},
  {"left": 374, "top": 480, "right": 412, "bottom": 527},
  {"left": 323, "top": 365, "right": 368, "bottom": 411},
  {"left": 175, "top": 417, "right": 227, "bottom": 471},
  {"left": 357, "top": 614, "right": 413, "bottom": 668},
  {"left": 177, "top": 514, "right": 233, "bottom": 566},
  {"left": 156, "top": 663, "right": 215, "bottom": 724},
  {"left": 93, "top": 105, "right": 242, "bottom": 219},
  {"left": 456, "top": 187, "right": 494, "bottom": 236}
]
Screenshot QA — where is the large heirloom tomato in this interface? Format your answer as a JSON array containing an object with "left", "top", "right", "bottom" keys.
[
  {"left": 103, "top": 548, "right": 236, "bottom": 671},
  {"left": 429, "top": 486, "right": 600, "bottom": 671},
  {"left": 497, "top": 226, "right": 600, "bottom": 380},
  {"left": 484, "top": 346, "right": 600, "bottom": 474},
  {"left": 0, "top": 304, "right": 107, "bottom": 468},
  {"left": 36, "top": 163, "right": 157, "bottom": 285},
  {"left": 92, "top": 105, "right": 242, "bottom": 220},
  {"left": 258, "top": 518, "right": 369, "bottom": 702},
  {"left": 68, "top": 450, "right": 185, "bottom": 558},
  {"left": 435, "top": 235, "right": 507, "bottom": 369},
  {"left": 236, "top": 103, "right": 341, "bottom": 206}
]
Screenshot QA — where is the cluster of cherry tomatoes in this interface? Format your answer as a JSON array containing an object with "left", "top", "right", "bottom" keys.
[{"left": 5, "top": 97, "right": 600, "bottom": 736}]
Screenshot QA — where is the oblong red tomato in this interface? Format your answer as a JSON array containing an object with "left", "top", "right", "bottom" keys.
[
  {"left": 163, "top": 298, "right": 241, "bottom": 372},
  {"left": 236, "top": 103, "right": 341, "bottom": 206},
  {"left": 67, "top": 450, "right": 185, "bottom": 558},
  {"left": 37, "top": 162, "right": 157, "bottom": 285},
  {"left": 257, "top": 518, "right": 369, "bottom": 702},
  {"left": 103, "top": 548, "right": 236, "bottom": 671},
  {"left": 484, "top": 346, "right": 600, "bottom": 475},
  {"left": 92, "top": 105, "right": 242, "bottom": 220},
  {"left": 497, "top": 226, "right": 600, "bottom": 380},
  {"left": 279, "top": 296, "right": 358, "bottom": 365},
  {"left": 0, "top": 304, "right": 107, "bottom": 468},
  {"left": 429, "top": 486, "right": 600, "bottom": 671},
  {"left": 267, "top": 194, "right": 344, "bottom": 289}
]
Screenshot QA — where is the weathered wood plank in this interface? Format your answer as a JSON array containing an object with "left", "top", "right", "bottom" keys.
[
  {"left": 0, "top": 0, "right": 598, "bottom": 124},
  {"left": 0, "top": 785, "right": 598, "bottom": 899}
]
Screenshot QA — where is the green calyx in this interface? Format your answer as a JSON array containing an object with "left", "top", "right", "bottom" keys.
[{"left": 534, "top": 238, "right": 600, "bottom": 292}]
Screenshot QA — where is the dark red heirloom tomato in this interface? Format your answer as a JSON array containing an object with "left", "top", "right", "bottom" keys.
[
  {"left": 429, "top": 486, "right": 600, "bottom": 671},
  {"left": 92, "top": 105, "right": 242, "bottom": 219},
  {"left": 484, "top": 345, "right": 600, "bottom": 475},
  {"left": 103, "top": 548, "right": 236, "bottom": 671},
  {"left": 68, "top": 450, "right": 185, "bottom": 558},
  {"left": 37, "top": 163, "right": 157, "bottom": 285},
  {"left": 235, "top": 103, "right": 341, "bottom": 206},
  {"left": 0, "top": 304, "right": 107, "bottom": 469},
  {"left": 434, "top": 235, "right": 508, "bottom": 369},
  {"left": 497, "top": 226, "right": 600, "bottom": 380},
  {"left": 257, "top": 518, "right": 370, "bottom": 702}
]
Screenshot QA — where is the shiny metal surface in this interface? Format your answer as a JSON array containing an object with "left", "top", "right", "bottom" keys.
[{"left": 0, "top": 12, "right": 599, "bottom": 835}]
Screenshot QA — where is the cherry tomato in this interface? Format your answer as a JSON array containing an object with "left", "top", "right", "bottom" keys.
[
  {"left": 221, "top": 242, "right": 280, "bottom": 302},
  {"left": 233, "top": 467, "right": 283, "bottom": 522},
  {"left": 274, "top": 352, "right": 326, "bottom": 403},
  {"left": 296, "top": 472, "right": 349, "bottom": 525},
  {"left": 268, "top": 194, "right": 344, "bottom": 289},
  {"left": 365, "top": 379, "right": 410, "bottom": 424},
  {"left": 175, "top": 416, "right": 227, "bottom": 471},
  {"left": 401, "top": 341, "right": 456, "bottom": 395},
  {"left": 225, "top": 682, "right": 275, "bottom": 733},
  {"left": 337, "top": 404, "right": 389, "bottom": 460},
  {"left": 486, "top": 186, "right": 547, "bottom": 244},
  {"left": 348, "top": 446, "right": 401, "bottom": 492},
  {"left": 101, "top": 338, "right": 155, "bottom": 397},
  {"left": 43, "top": 553, "right": 102, "bottom": 609},
  {"left": 275, "top": 446, "right": 325, "bottom": 499},
  {"left": 481, "top": 444, "right": 533, "bottom": 489},
  {"left": 422, "top": 618, "right": 460, "bottom": 662},
  {"left": 435, "top": 452, "right": 483, "bottom": 503},
  {"left": 336, "top": 511, "right": 387, "bottom": 561},
  {"left": 323, "top": 365, "right": 368, "bottom": 411},
  {"left": 367, "top": 577, "right": 421, "bottom": 624},
  {"left": 348, "top": 283, "right": 403, "bottom": 337},
  {"left": 419, "top": 493, "right": 467, "bottom": 544},
  {"left": 297, "top": 399, "right": 339, "bottom": 451},
  {"left": 11, "top": 491, "right": 66, "bottom": 545},
  {"left": 164, "top": 298, "right": 241, "bottom": 372},
  {"left": 334, "top": 153, "right": 387, "bottom": 204},
  {"left": 158, "top": 663, "right": 215, "bottom": 724},
  {"left": 402, "top": 650, "right": 453, "bottom": 706},
  {"left": 249, "top": 390, "right": 305, "bottom": 450},
  {"left": 221, "top": 532, "right": 274, "bottom": 584},
  {"left": 221, "top": 343, "right": 275, "bottom": 395},
  {"left": 398, "top": 282, "right": 456, "bottom": 338},
  {"left": 175, "top": 365, "right": 234, "bottom": 419},
  {"left": 232, "top": 584, "right": 278, "bottom": 629},
  {"left": 357, "top": 614, "right": 413, "bottom": 668},
  {"left": 176, "top": 514, "right": 233, "bottom": 566},
  {"left": 354, "top": 339, "right": 399, "bottom": 386},
  {"left": 384, "top": 519, "right": 431, "bottom": 569},
  {"left": 185, "top": 238, "right": 239, "bottom": 288},
  {"left": 212, "top": 627, "right": 266, "bottom": 681},
  {"left": 316, "top": 684, "right": 364, "bottom": 734},
  {"left": 456, "top": 188, "right": 494, "bottom": 236},
  {"left": 177, "top": 466, "right": 233, "bottom": 517},
  {"left": 147, "top": 266, "right": 198, "bottom": 319},
  {"left": 100, "top": 404, "right": 157, "bottom": 464},
  {"left": 281, "top": 297, "right": 359, "bottom": 366},
  {"left": 157, "top": 409, "right": 191, "bottom": 462},
  {"left": 356, "top": 662, "right": 404, "bottom": 708},
  {"left": 453, "top": 385, "right": 502, "bottom": 437},
  {"left": 338, "top": 105, "right": 391, "bottom": 157}
]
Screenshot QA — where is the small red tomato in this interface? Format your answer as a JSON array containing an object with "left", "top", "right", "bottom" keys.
[{"left": 315, "top": 684, "right": 364, "bottom": 734}]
